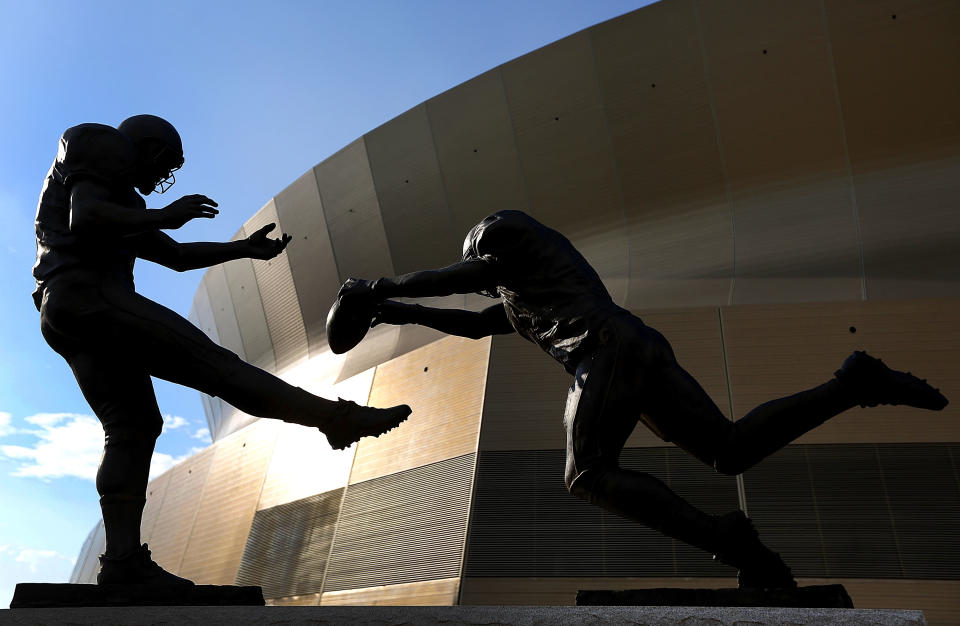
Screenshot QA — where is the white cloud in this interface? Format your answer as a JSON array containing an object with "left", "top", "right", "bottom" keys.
[
  {"left": 0, "top": 544, "right": 76, "bottom": 609},
  {"left": 0, "top": 412, "right": 206, "bottom": 483},
  {"left": 190, "top": 427, "right": 212, "bottom": 444},
  {"left": 0, "top": 414, "right": 103, "bottom": 481},
  {"left": 160, "top": 414, "right": 189, "bottom": 434},
  {"left": 0, "top": 412, "right": 15, "bottom": 438}
]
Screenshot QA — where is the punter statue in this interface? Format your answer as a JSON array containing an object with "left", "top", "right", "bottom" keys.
[
  {"left": 332, "top": 209, "right": 948, "bottom": 587},
  {"left": 33, "top": 115, "right": 410, "bottom": 586}
]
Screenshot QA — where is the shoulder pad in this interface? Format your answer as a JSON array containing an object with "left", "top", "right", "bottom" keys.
[{"left": 55, "top": 123, "right": 136, "bottom": 188}]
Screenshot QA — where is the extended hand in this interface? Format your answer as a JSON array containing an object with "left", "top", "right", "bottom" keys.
[
  {"left": 246, "top": 223, "right": 293, "bottom": 260},
  {"left": 338, "top": 277, "right": 377, "bottom": 302},
  {"left": 158, "top": 194, "right": 219, "bottom": 229}
]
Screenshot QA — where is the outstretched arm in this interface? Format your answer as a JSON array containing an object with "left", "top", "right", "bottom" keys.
[
  {"left": 69, "top": 179, "right": 220, "bottom": 237},
  {"left": 136, "top": 223, "right": 292, "bottom": 272},
  {"left": 341, "top": 259, "right": 499, "bottom": 303},
  {"left": 373, "top": 301, "right": 514, "bottom": 340}
]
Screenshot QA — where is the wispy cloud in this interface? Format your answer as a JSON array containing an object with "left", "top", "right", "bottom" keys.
[
  {"left": 0, "top": 544, "right": 76, "bottom": 609},
  {"left": 0, "top": 412, "right": 16, "bottom": 437},
  {"left": 190, "top": 427, "right": 212, "bottom": 444},
  {"left": 160, "top": 414, "right": 189, "bottom": 434},
  {"left": 1, "top": 413, "right": 103, "bottom": 481},
  {"left": 0, "top": 412, "right": 203, "bottom": 482}
]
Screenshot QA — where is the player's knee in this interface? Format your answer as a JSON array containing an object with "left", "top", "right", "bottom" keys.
[{"left": 566, "top": 466, "right": 606, "bottom": 502}]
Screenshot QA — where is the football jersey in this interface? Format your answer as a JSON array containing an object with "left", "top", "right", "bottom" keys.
[
  {"left": 462, "top": 210, "right": 622, "bottom": 374},
  {"left": 33, "top": 124, "right": 143, "bottom": 309}
]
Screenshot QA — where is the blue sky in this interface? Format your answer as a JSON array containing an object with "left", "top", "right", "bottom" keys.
[{"left": 0, "top": 0, "right": 651, "bottom": 606}]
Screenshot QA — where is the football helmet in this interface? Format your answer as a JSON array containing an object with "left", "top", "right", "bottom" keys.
[{"left": 117, "top": 114, "right": 184, "bottom": 194}]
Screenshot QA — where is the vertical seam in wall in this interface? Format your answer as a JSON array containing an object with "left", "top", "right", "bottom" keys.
[
  {"left": 803, "top": 446, "right": 831, "bottom": 575},
  {"left": 176, "top": 447, "right": 217, "bottom": 574},
  {"left": 457, "top": 336, "right": 493, "bottom": 604},
  {"left": 717, "top": 307, "right": 746, "bottom": 514},
  {"left": 693, "top": 0, "right": 737, "bottom": 306},
  {"left": 226, "top": 226, "right": 278, "bottom": 371},
  {"left": 820, "top": 0, "right": 867, "bottom": 301},
  {"left": 423, "top": 101, "right": 458, "bottom": 258},
  {"left": 271, "top": 190, "right": 312, "bottom": 363},
  {"left": 587, "top": 28, "right": 632, "bottom": 307},
  {"left": 312, "top": 166, "right": 343, "bottom": 284},
  {"left": 874, "top": 444, "right": 906, "bottom": 577},
  {"left": 320, "top": 366, "right": 376, "bottom": 597},
  {"left": 498, "top": 65, "right": 534, "bottom": 215},
  {"left": 361, "top": 134, "right": 398, "bottom": 277}
]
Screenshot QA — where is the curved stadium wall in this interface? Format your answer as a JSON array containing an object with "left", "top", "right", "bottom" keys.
[{"left": 71, "top": 0, "right": 960, "bottom": 620}]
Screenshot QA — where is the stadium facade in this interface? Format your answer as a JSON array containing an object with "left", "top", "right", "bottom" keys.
[{"left": 71, "top": 0, "right": 960, "bottom": 621}]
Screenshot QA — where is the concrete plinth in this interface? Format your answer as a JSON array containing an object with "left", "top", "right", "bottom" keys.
[{"left": 0, "top": 605, "right": 927, "bottom": 625}]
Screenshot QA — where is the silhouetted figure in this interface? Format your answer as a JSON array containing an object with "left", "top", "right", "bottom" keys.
[
  {"left": 337, "top": 210, "right": 948, "bottom": 588},
  {"left": 33, "top": 115, "right": 410, "bottom": 586}
]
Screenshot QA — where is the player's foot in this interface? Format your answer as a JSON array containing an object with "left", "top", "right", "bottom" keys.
[
  {"left": 97, "top": 544, "right": 194, "bottom": 586},
  {"left": 712, "top": 511, "right": 796, "bottom": 589},
  {"left": 324, "top": 398, "right": 411, "bottom": 450},
  {"left": 835, "top": 351, "right": 948, "bottom": 410}
]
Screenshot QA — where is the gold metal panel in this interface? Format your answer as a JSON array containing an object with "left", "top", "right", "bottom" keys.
[
  {"left": 592, "top": 1, "right": 733, "bottom": 309},
  {"left": 140, "top": 470, "right": 172, "bottom": 545},
  {"left": 178, "top": 420, "right": 278, "bottom": 584},
  {"left": 321, "top": 578, "right": 460, "bottom": 606},
  {"left": 826, "top": 0, "right": 960, "bottom": 300},
  {"left": 273, "top": 169, "right": 342, "bottom": 357},
  {"left": 698, "top": 0, "right": 861, "bottom": 303},
  {"left": 628, "top": 307, "right": 731, "bottom": 447},
  {"left": 365, "top": 105, "right": 460, "bottom": 274},
  {"left": 223, "top": 227, "right": 276, "bottom": 372},
  {"left": 721, "top": 298, "right": 960, "bottom": 444},
  {"left": 477, "top": 333, "right": 571, "bottom": 452},
  {"left": 350, "top": 336, "right": 489, "bottom": 483},
  {"left": 257, "top": 368, "right": 375, "bottom": 510},
  {"left": 245, "top": 200, "right": 309, "bottom": 372},
  {"left": 500, "top": 31, "right": 629, "bottom": 303},
  {"left": 267, "top": 593, "right": 321, "bottom": 606},
  {"left": 824, "top": 0, "right": 960, "bottom": 169},
  {"left": 459, "top": 577, "right": 735, "bottom": 605},
  {"left": 203, "top": 264, "right": 245, "bottom": 359},
  {"left": 313, "top": 138, "right": 394, "bottom": 282},
  {"left": 427, "top": 69, "right": 527, "bottom": 237},
  {"left": 146, "top": 446, "right": 217, "bottom": 574}
]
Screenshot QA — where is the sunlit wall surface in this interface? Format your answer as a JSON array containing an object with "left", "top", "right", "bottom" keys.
[{"left": 72, "top": 0, "right": 960, "bottom": 621}]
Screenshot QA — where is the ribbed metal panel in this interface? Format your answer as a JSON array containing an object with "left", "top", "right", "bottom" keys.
[
  {"left": 141, "top": 470, "right": 172, "bottom": 546},
  {"left": 69, "top": 519, "right": 104, "bottom": 584},
  {"left": 223, "top": 227, "right": 276, "bottom": 372},
  {"left": 323, "top": 454, "right": 475, "bottom": 591},
  {"left": 742, "top": 443, "right": 960, "bottom": 580},
  {"left": 236, "top": 488, "right": 344, "bottom": 599},
  {"left": 245, "top": 200, "right": 309, "bottom": 372},
  {"left": 500, "top": 29, "right": 629, "bottom": 303},
  {"left": 273, "top": 169, "right": 341, "bottom": 357},
  {"left": 365, "top": 104, "right": 459, "bottom": 275},
  {"left": 179, "top": 420, "right": 278, "bottom": 584},
  {"left": 465, "top": 448, "right": 738, "bottom": 578}
]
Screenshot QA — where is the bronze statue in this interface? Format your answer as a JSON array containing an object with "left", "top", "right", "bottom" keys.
[
  {"left": 33, "top": 115, "right": 410, "bottom": 586},
  {"left": 334, "top": 209, "right": 948, "bottom": 588}
]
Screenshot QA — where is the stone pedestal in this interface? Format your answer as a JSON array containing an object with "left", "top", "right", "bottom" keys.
[
  {"left": 577, "top": 584, "right": 853, "bottom": 608},
  {"left": 9, "top": 583, "right": 264, "bottom": 608},
  {"left": 0, "top": 605, "right": 927, "bottom": 625}
]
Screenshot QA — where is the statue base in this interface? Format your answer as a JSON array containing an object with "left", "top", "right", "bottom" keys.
[
  {"left": 576, "top": 584, "right": 853, "bottom": 608},
  {"left": 9, "top": 583, "right": 264, "bottom": 608}
]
